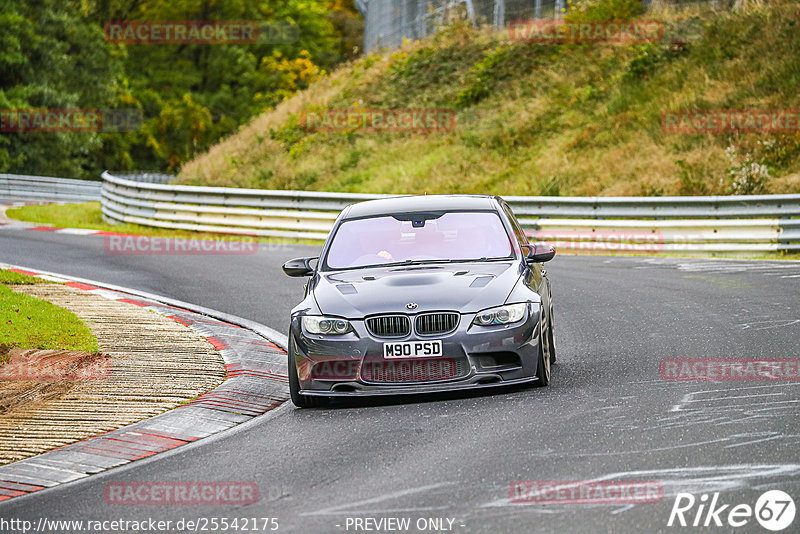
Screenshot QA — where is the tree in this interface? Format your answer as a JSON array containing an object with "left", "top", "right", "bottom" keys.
[
  {"left": 0, "top": 0, "right": 126, "bottom": 177},
  {"left": 0, "top": 0, "right": 363, "bottom": 177}
]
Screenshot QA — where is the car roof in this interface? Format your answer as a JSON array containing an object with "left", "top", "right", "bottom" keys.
[{"left": 342, "top": 194, "right": 501, "bottom": 220}]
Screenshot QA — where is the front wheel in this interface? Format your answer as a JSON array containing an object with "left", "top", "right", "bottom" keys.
[
  {"left": 534, "top": 314, "right": 551, "bottom": 387},
  {"left": 547, "top": 300, "right": 557, "bottom": 364}
]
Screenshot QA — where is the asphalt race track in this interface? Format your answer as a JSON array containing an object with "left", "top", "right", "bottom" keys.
[{"left": 1, "top": 226, "right": 799, "bottom": 533}]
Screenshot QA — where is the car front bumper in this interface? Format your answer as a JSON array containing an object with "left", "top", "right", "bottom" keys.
[{"left": 290, "top": 305, "right": 543, "bottom": 397}]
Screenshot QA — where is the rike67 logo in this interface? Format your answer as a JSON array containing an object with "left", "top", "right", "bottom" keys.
[{"left": 668, "top": 490, "right": 795, "bottom": 531}]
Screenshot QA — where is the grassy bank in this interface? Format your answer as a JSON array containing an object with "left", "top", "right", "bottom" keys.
[
  {"left": 178, "top": 1, "right": 800, "bottom": 197},
  {"left": 0, "top": 270, "right": 98, "bottom": 353}
]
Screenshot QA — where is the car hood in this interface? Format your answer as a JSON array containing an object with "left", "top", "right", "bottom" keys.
[{"left": 312, "top": 262, "right": 521, "bottom": 317}]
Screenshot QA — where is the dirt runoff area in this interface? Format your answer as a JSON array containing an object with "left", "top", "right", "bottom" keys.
[{"left": 0, "top": 345, "right": 109, "bottom": 415}]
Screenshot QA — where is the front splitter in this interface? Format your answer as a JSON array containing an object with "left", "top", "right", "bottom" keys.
[{"left": 301, "top": 375, "right": 539, "bottom": 397}]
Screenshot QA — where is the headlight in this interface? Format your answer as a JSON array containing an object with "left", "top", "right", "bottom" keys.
[
  {"left": 302, "top": 316, "right": 352, "bottom": 335},
  {"left": 472, "top": 303, "right": 527, "bottom": 326}
]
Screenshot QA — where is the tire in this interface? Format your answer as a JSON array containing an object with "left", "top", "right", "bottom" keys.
[
  {"left": 534, "top": 312, "right": 551, "bottom": 387},
  {"left": 547, "top": 300, "right": 557, "bottom": 364},
  {"left": 288, "top": 341, "right": 327, "bottom": 408}
]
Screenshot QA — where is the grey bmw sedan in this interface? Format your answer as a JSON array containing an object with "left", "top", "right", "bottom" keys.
[{"left": 282, "top": 194, "right": 556, "bottom": 407}]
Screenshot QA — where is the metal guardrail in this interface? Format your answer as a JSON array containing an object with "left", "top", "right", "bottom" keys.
[
  {"left": 108, "top": 172, "right": 174, "bottom": 184},
  {"left": 0, "top": 174, "right": 102, "bottom": 202},
  {"left": 101, "top": 172, "right": 800, "bottom": 255}
]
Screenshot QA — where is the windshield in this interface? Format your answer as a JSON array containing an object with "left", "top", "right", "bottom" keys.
[{"left": 324, "top": 211, "right": 514, "bottom": 269}]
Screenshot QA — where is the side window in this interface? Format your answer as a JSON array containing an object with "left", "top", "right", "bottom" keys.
[{"left": 502, "top": 204, "right": 529, "bottom": 247}]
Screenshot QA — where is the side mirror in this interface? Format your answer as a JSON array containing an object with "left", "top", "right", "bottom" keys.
[
  {"left": 282, "top": 257, "right": 317, "bottom": 277},
  {"left": 526, "top": 244, "right": 556, "bottom": 264}
]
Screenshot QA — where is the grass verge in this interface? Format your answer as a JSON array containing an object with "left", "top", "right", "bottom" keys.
[
  {"left": 0, "top": 269, "right": 99, "bottom": 353},
  {"left": 0, "top": 269, "right": 49, "bottom": 285}
]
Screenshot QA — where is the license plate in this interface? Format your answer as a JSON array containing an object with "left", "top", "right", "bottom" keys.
[{"left": 383, "top": 340, "right": 442, "bottom": 359}]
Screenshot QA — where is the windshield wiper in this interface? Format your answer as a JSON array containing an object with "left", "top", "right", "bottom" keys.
[
  {"left": 396, "top": 257, "right": 512, "bottom": 266},
  {"left": 339, "top": 257, "right": 511, "bottom": 271},
  {"left": 400, "top": 259, "right": 454, "bottom": 265},
  {"left": 449, "top": 257, "right": 511, "bottom": 263}
]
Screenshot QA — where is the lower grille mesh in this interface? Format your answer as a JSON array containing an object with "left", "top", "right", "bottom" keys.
[{"left": 361, "top": 357, "right": 469, "bottom": 383}]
